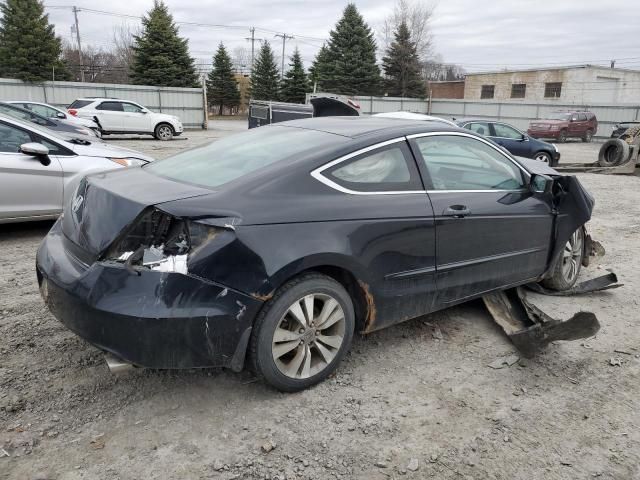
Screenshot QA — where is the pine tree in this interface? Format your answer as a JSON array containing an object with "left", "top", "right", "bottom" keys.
[
  {"left": 280, "top": 49, "right": 309, "bottom": 103},
  {"left": 207, "top": 43, "right": 240, "bottom": 114},
  {"left": 309, "top": 44, "right": 331, "bottom": 91},
  {"left": 0, "top": 0, "right": 68, "bottom": 82},
  {"left": 250, "top": 41, "right": 279, "bottom": 101},
  {"left": 130, "top": 1, "right": 198, "bottom": 87},
  {"left": 382, "top": 21, "right": 426, "bottom": 97},
  {"left": 321, "top": 4, "right": 382, "bottom": 96}
]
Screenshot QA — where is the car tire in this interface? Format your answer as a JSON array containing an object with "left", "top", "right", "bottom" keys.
[
  {"left": 598, "top": 138, "right": 629, "bottom": 167},
  {"left": 154, "top": 123, "right": 174, "bottom": 141},
  {"left": 534, "top": 151, "right": 555, "bottom": 166},
  {"left": 582, "top": 130, "right": 593, "bottom": 142},
  {"left": 558, "top": 129, "right": 568, "bottom": 143},
  {"left": 541, "top": 227, "right": 584, "bottom": 291},
  {"left": 249, "top": 273, "right": 355, "bottom": 392}
]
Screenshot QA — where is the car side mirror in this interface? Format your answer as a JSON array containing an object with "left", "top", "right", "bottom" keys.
[
  {"left": 140, "top": 108, "right": 149, "bottom": 114},
  {"left": 520, "top": 134, "right": 527, "bottom": 141},
  {"left": 56, "top": 112, "right": 66, "bottom": 119},
  {"left": 530, "top": 174, "right": 553, "bottom": 194},
  {"left": 20, "top": 142, "right": 51, "bottom": 165}
]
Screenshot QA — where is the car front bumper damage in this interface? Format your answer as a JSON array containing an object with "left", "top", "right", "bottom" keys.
[{"left": 36, "top": 221, "right": 262, "bottom": 371}]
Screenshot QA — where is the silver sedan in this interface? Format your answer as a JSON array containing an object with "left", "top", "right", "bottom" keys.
[{"left": 0, "top": 114, "right": 154, "bottom": 223}]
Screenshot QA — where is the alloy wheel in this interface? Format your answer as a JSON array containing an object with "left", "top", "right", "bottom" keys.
[
  {"left": 272, "top": 293, "right": 346, "bottom": 379},
  {"left": 561, "top": 229, "right": 583, "bottom": 283},
  {"left": 158, "top": 125, "right": 172, "bottom": 140},
  {"left": 535, "top": 152, "right": 550, "bottom": 164}
]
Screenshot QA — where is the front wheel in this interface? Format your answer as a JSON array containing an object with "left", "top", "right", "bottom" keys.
[
  {"left": 582, "top": 129, "right": 593, "bottom": 142},
  {"left": 541, "top": 228, "right": 584, "bottom": 291},
  {"left": 558, "top": 129, "right": 568, "bottom": 143},
  {"left": 154, "top": 123, "right": 174, "bottom": 141},
  {"left": 534, "top": 151, "right": 556, "bottom": 166},
  {"left": 250, "top": 273, "right": 355, "bottom": 392}
]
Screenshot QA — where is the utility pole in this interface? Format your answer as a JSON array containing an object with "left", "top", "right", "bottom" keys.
[
  {"left": 72, "top": 6, "right": 85, "bottom": 82},
  {"left": 275, "top": 33, "right": 294, "bottom": 79},
  {"left": 245, "top": 27, "right": 264, "bottom": 71}
]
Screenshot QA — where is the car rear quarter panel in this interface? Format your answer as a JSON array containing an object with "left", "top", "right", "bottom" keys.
[{"left": 184, "top": 191, "right": 438, "bottom": 333}]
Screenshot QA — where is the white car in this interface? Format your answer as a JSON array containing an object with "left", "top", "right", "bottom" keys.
[
  {"left": 0, "top": 114, "right": 154, "bottom": 223},
  {"left": 68, "top": 98, "right": 184, "bottom": 141},
  {"left": 7, "top": 100, "right": 101, "bottom": 135}
]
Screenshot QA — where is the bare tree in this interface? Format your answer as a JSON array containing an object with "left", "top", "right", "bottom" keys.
[
  {"left": 231, "top": 46, "right": 251, "bottom": 75},
  {"left": 112, "top": 23, "right": 139, "bottom": 82},
  {"left": 381, "top": 0, "right": 435, "bottom": 61},
  {"left": 421, "top": 54, "right": 465, "bottom": 81}
]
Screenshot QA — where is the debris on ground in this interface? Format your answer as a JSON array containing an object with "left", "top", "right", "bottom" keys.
[
  {"left": 609, "top": 357, "right": 623, "bottom": 367},
  {"left": 407, "top": 458, "right": 419, "bottom": 471},
  {"left": 261, "top": 440, "right": 277, "bottom": 453},
  {"left": 488, "top": 354, "right": 521, "bottom": 369}
]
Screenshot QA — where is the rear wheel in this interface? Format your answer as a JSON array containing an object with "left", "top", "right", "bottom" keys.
[
  {"left": 558, "top": 129, "right": 568, "bottom": 143},
  {"left": 250, "top": 273, "right": 355, "bottom": 392},
  {"left": 154, "top": 123, "right": 174, "bottom": 141},
  {"left": 541, "top": 228, "right": 584, "bottom": 291}
]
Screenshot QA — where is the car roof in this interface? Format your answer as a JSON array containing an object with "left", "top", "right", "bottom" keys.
[
  {"left": 373, "top": 111, "right": 457, "bottom": 126},
  {"left": 454, "top": 117, "right": 496, "bottom": 124},
  {"left": 274, "top": 116, "right": 467, "bottom": 140}
]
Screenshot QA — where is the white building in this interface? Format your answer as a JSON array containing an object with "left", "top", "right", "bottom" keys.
[{"left": 463, "top": 65, "right": 640, "bottom": 105}]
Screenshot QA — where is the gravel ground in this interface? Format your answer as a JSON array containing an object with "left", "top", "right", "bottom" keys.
[{"left": 1, "top": 122, "right": 639, "bottom": 480}]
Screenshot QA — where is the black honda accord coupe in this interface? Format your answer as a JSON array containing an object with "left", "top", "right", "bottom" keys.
[{"left": 36, "top": 117, "right": 594, "bottom": 391}]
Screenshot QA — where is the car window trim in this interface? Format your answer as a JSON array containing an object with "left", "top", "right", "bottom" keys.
[
  {"left": 407, "top": 131, "right": 530, "bottom": 193},
  {"left": 311, "top": 138, "right": 427, "bottom": 195}
]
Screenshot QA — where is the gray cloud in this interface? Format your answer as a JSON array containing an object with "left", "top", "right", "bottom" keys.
[{"left": 45, "top": 0, "right": 640, "bottom": 73}]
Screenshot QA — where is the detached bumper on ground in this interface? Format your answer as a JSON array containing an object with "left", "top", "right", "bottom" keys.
[{"left": 36, "top": 221, "right": 262, "bottom": 371}]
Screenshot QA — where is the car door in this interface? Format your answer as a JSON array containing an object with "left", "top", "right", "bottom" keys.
[
  {"left": 491, "top": 122, "right": 530, "bottom": 157},
  {"left": 121, "top": 102, "right": 152, "bottom": 132},
  {"left": 313, "top": 139, "right": 437, "bottom": 331},
  {"left": 408, "top": 132, "right": 554, "bottom": 305},
  {"left": 0, "top": 121, "right": 63, "bottom": 220},
  {"left": 94, "top": 101, "right": 125, "bottom": 131}
]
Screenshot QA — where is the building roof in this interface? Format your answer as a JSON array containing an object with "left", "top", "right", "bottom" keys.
[{"left": 465, "top": 64, "right": 640, "bottom": 76}]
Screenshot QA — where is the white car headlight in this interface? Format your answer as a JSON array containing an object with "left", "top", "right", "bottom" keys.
[{"left": 108, "top": 157, "right": 148, "bottom": 167}]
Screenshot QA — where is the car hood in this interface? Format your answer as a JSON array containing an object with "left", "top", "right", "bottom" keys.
[
  {"left": 67, "top": 141, "right": 154, "bottom": 162},
  {"left": 514, "top": 156, "right": 559, "bottom": 176}
]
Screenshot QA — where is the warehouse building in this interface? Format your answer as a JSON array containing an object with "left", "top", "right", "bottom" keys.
[{"left": 462, "top": 65, "right": 640, "bottom": 104}]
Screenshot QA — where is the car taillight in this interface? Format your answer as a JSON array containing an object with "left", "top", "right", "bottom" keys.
[
  {"left": 68, "top": 109, "right": 78, "bottom": 116},
  {"left": 104, "top": 209, "right": 224, "bottom": 275}
]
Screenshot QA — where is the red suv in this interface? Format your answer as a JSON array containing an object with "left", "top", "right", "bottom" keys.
[{"left": 527, "top": 110, "right": 598, "bottom": 143}]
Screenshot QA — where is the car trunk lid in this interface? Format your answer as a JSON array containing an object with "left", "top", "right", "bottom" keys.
[{"left": 62, "top": 167, "right": 212, "bottom": 257}]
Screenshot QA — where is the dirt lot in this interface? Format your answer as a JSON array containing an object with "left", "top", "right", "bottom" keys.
[{"left": 1, "top": 124, "right": 639, "bottom": 480}]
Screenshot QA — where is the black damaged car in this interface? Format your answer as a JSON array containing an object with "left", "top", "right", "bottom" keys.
[{"left": 36, "top": 117, "right": 594, "bottom": 392}]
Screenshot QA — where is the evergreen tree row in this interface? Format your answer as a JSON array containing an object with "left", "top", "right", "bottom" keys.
[{"left": 0, "top": 1, "right": 426, "bottom": 100}]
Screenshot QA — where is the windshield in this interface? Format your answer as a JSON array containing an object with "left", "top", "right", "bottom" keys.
[
  {"left": 145, "top": 126, "right": 348, "bottom": 189},
  {"left": 546, "top": 112, "right": 572, "bottom": 121}
]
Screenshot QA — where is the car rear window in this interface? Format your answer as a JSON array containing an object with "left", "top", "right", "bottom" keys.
[
  {"left": 68, "top": 100, "right": 92, "bottom": 109},
  {"left": 145, "top": 126, "right": 349, "bottom": 189}
]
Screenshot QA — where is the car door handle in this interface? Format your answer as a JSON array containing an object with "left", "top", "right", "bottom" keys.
[{"left": 444, "top": 205, "right": 471, "bottom": 218}]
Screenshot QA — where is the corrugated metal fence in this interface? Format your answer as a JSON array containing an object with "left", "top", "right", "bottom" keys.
[
  {"left": 0, "top": 78, "right": 207, "bottom": 128},
  {"left": 352, "top": 95, "right": 640, "bottom": 139}
]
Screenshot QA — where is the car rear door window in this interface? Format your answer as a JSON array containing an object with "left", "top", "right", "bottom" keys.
[
  {"left": 97, "top": 101, "right": 124, "bottom": 112},
  {"left": 413, "top": 135, "right": 526, "bottom": 191},
  {"left": 464, "top": 122, "right": 490, "bottom": 136},
  {"left": 492, "top": 123, "right": 522, "bottom": 139},
  {"left": 323, "top": 142, "right": 422, "bottom": 193}
]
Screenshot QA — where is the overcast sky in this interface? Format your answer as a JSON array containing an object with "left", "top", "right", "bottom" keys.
[{"left": 44, "top": 0, "right": 640, "bottom": 74}]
